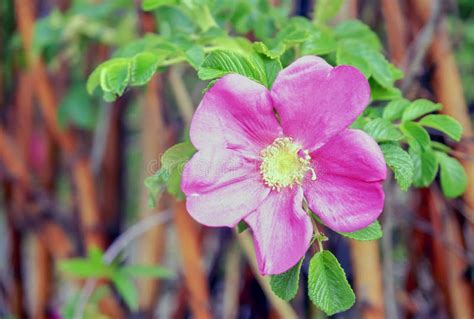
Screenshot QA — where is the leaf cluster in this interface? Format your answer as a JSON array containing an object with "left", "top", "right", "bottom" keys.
[{"left": 59, "top": 247, "right": 174, "bottom": 310}]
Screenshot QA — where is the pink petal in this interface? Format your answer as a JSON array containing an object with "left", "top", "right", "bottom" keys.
[
  {"left": 304, "top": 177, "right": 384, "bottom": 232},
  {"left": 271, "top": 56, "right": 370, "bottom": 152},
  {"left": 245, "top": 187, "right": 312, "bottom": 275},
  {"left": 303, "top": 131, "right": 386, "bottom": 232},
  {"left": 182, "top": 148, "right": 269, "bottom": 227},
  {"left": 190, "top": 74, "right": 282, "bottom": 157},
  {"left": 311, "top": 129, "right": 386, "bottom": 182}
]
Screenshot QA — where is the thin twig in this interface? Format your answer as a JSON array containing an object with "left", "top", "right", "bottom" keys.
[
  {"left": 73, "top": 210, "right": 172, "bottom": 319},
  {"left": 91, "top": 103, "right": 113, "bottom": 176},
  {"left": 222, "top": 240, "right": 241, "bottom": 319},
  {"left": 169, "top": 65, "right": 195, "bottom": 127}
]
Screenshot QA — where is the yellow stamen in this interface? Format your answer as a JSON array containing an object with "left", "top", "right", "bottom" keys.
[{"left": 260, "top": 137, "right": 316, "bottom": 191}]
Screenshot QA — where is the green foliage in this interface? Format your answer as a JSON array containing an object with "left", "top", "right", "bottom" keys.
[
  {"left": 145, "top": 141, "right": 196, "bottom": 204},
  {"left": 334, "top": 20, "right": 382, "bottom": 50},
  {"left": 300, "top": 27, "right": 337, "bottom": 56},
  {"left": 409, "top": 149, "right": 439, "bottom": 187},
  {"left": 59, "top": 247, "right": 112, "bottom": 278},
  {"left": 380, "top": 143, "right": 414, "bottom": 191},
  {"left": 142, "top": 0, "right": 177, "bottom": 11},
  {"left": 308, "top": 250, "right": 355, "bottom": 315},
  {"left": 58, "top": 85, "right": 98, "bottom": 129},
  {"left": 402, "top": 99, "right": 442, "bottom": 122},
  {"left": 419, "top": 114, "right": 463, "bottom": 141},
  {"left": 237, "top": 220, "right": 249, "bottom": 233},
  {"left": 383, "top": 99, "right": 410, "bottom": 121},
  {"left": 400, "top": 121, "right": 431, "bottom": 151},
  {"left": 59, "top": 246, "right": 173, "bottom": 311},
  {"left": 314, "top": 0, "right": 344, "bottom": 24},
  {"left": 198, "top": 50, "right": 267, "bottom": 85},
  {"left": 363, "top": 118, "right": 403, "bottom": 142},
  {"left": 33, "top": 2, "right": 470, "bottom": 313},
  {"left": 33, "top": 1, "right": 136, "bottom": 57},
  {"left": 112, "top": 271, "right": 139, "bottom": 311},
  {"left": 437, "top": 152, "right": 467, "bottom": 198},
  {"left": 339, "top": 221, "right": 383, "bottom": 241},
  {"left": 270, "top": 259, "right": 303, "bottom": 301}
]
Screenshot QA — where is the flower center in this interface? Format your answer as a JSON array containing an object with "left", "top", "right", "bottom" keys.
[{"left": 260, "top": 137, "right": 316, "bottom": 190}]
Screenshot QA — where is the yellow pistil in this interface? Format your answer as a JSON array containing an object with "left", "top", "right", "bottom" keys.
[{"left": 260, "top": 137, "right": 316, "bottom": 191}]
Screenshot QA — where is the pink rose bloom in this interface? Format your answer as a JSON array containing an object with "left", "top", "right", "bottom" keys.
[{"left": 182, "top": 56, "right": 386, "bottom": 275}]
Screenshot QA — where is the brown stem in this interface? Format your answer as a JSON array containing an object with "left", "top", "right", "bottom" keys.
[
  {"left": 132, "top": 9, "right": 170, "bottom": 313},
  {"left": 174, "top": 201, "right": 212, "bottom": 319},
  {"left": 381, "top": 0, "right": 409, "bottom": 66},
  {"left": 134, "top": 74, "right": 169, "bottom": 313},
  {"left": 14, "top": 0, "right": 105, "bottom": 252}
]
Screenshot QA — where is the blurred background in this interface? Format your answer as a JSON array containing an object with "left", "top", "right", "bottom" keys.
[{"left": 0, "top": 0, "right": 473, "bottom": 318}]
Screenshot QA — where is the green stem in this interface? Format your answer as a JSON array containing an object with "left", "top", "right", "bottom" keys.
[
  {"left": 303, "top": 199, "right": 325, "bottom": 252},
  {"left": 160, "top": 46, "right": 221, "bottom": 67}
]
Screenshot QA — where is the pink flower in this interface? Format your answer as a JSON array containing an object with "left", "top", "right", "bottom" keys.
[{"left": 182, "top": 56, "right": 386, "bottom": 275}]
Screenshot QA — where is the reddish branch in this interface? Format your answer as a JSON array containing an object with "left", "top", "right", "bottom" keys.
[
  {"left": 134, "top": 11, "right": 169, "bottom": 313},
  {"left": 174, "top": 201, "right": 212, "bottom": 319},
  {"left": 14, "top": 0, "right": 104, "bottom": 250}
]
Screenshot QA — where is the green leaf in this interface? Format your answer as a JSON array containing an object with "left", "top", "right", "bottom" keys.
[
  {"left": 180, "top": 1, "right": 216, "bottom": 32},
  {"left": 314, "top": 0, "right": 344, "bottom": 24},
  {"left": 87, "top": 60, "right": 117, "bottom": 95},
  {"left": 161, "top": 142, "right": 196, "bottom": 172},
  {"left": 270, "top": 259, "right": 303, "bottom": 301},
  {"left": 334, "top": 20, "right": 382, "bottom": 50},
  {"left": 237, "top": 220, "right": 249, "bottom": 233},
  {"left": 144, "top": 169, "right": 169, "bottom": 208},
  {"left": 100, "top": 59, "right": 131, "bottom": 96},
  {"left": 336, "top": 41, "right": 371, "bottom": 78},
  {"left": 383, "top": 99, "right": 410, "bottom": 121},
  {"left": 253, "top": 53, "right": 282, "bottom": 88},
  {"left": 366, "top": 51, "right": 394, "bottom": 88},
  {"left": 339, "top": 221, "right": 383, "bottom": 241},
  {"left": 142, "top": 0, "right": 177, "bottom": 11},
  {"left": 112, "top": 271, "right": 139, "bottom": 311},
  {"left": 389, "top": 63, "right": 404, "bottom": 80},
  {"left": 161, "top": 142, "right": 196, "bottom": 199},
  {"left": 184, "top": 45, "right": 205, "bottom": 69},
  {"left": 436, "top": 152, "right": 467, "bottom": 198},
  {"left": 130, "top": 52, "right": 160, "bottom": 86},
  {"left": 198, "top": 50, "right": 267, "bottom": 86},
  {"left": 419, "top": 114, "right": 463, "bottom": 141},
  {"left": 402, "top": 99, "right": 442, "bottom": 122},
  {"left": 308, "top": 251, "right": 355, "bottom": 315},
  {"left": 431, "top": 141, "right": 452, "bottom": 153},
  {"left": 59, "top": 260, "right": 112, "bottom": 278},
  {"left": 409, "top": 148, "right": 439, "bottom": 187},
  {"left": 58, "top": 248, "right": 112, "bottom": 279},
  {"left": 363, "top": 118, "right": 403, "bottom": 142},
  {"left": 88, "top": 246, "right": 104, "bottom": 263},
  {"left": 350, "top": 115, "right": 368, "bottom": 129},
  {"left": 369, "top": 78, "right": 402, "bottom": 101},
  {"left": 253, "top": 42, "right": 286, "bottom": 59},
  {"left": 276, "top": 19, "right": 311, "bottom": 45},
  {"left": 123, "top": 265, "right": 174, "bottom": 278},
  {"left": 167, "top": 167, "right": 185, "bottom": 199},
  {"left": 380, "top": 143, "right": 414, "bottom": 191},
  {"left": 301, "top": 28, "right": 337, "bottom": 55},
  {"left": 400, "top": 122, "right": 431, "bottom": 151},
  {"left": 58, "top": 85, "right": 98, "bottom": 130}
]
